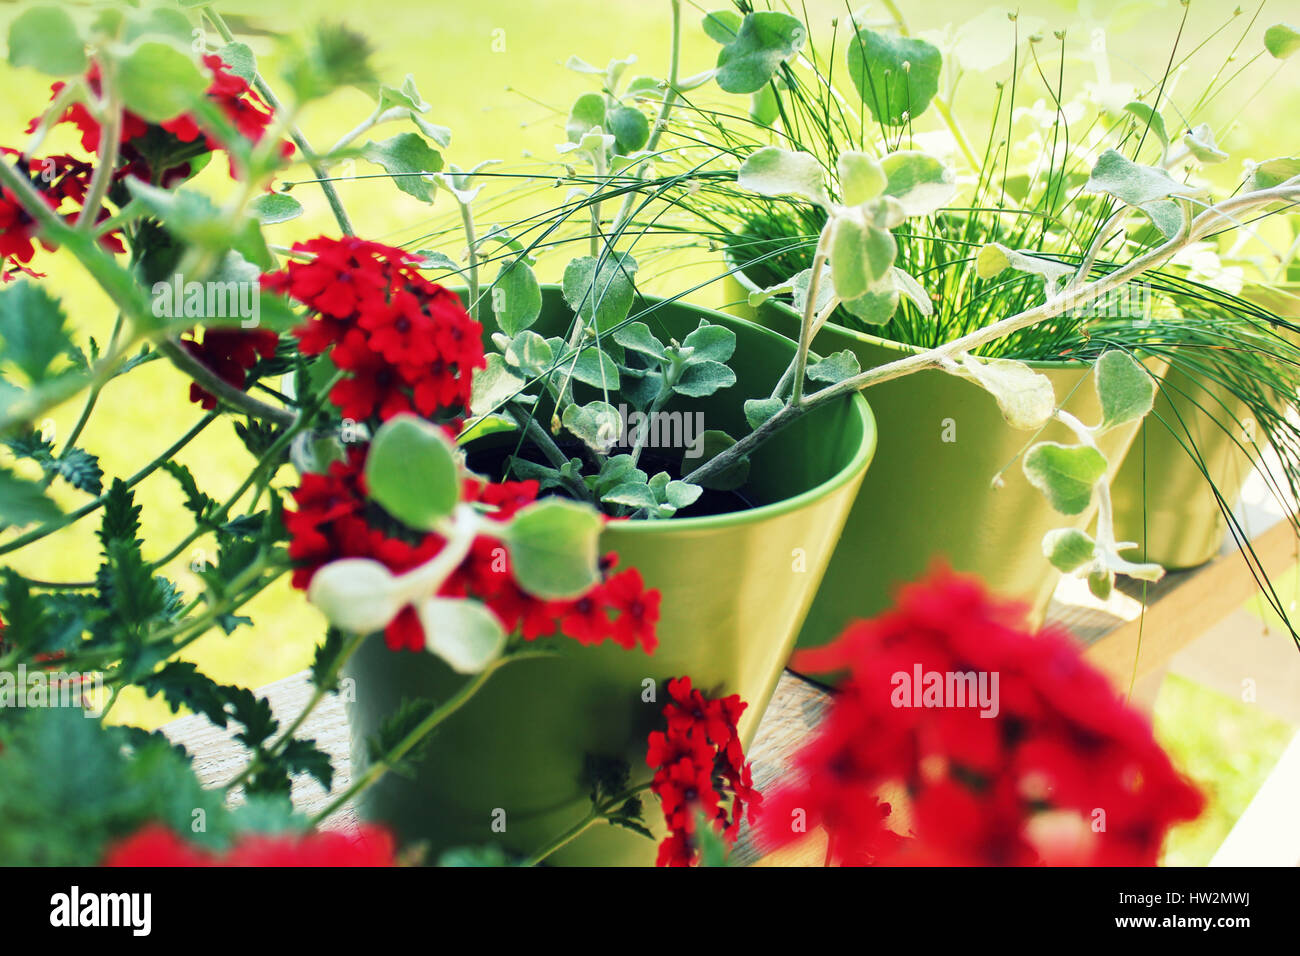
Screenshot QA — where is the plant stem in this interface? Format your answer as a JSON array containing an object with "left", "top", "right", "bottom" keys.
[
  {"left": 458, "top": 199, "right": 481, "bottom": 320},
  {"left": 203, "top": 7, "right": 355, "bottom": 236},
  {"left": 76, "top": 91, "right": 121, "bottom": 229},
  {"left": 519, "top": 782, "right": 653, "bottom": 867},
  {"left": 790, "top": 244, "right": 828, "bottom": 407},
  {"left": 157, "top": 338, "right": 296, "bottom": 427}
]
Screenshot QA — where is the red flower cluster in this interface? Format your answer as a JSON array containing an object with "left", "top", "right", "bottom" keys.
[
  {"left": 284, "top": 449, "right": 659, "bottom": 654},
  {"left": 180, "top": 328, "right": 280, "bottom": 409},
  {"left": 104, "top": 823, "right": 395, "bottom": 867},
  {"left": 646, "top": 676, "right": 759, "bottom": 866},
  {"left": 261, "top": 237, "right": 486, "bottom": 423},
  {"left": 30, "top": 56, "right": 291, "bottom": 182},
  {"left": 761, "top": 569, "right": 1204, "bottom": 866}
]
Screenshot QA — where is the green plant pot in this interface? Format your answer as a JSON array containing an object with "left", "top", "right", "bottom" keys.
[
  {"left": 1109, "top": 283, "right": 1299, "bottom": 570},
  {"left": 343, "top": 288, "right": 875, "bottom": 866},
  {"left": 722, "top": 271, "right": 1144, "bottom": 675}
]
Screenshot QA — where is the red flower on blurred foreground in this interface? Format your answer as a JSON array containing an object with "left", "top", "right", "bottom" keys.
[
  {"left": 647, "top": 677, "right": 760, "bottom": 866},
  {"left": 104, "top": 824, "right": 395, "bottom": 867},
  {"left": 761, "top": 569, "right": 1203, "bottom": 866}
]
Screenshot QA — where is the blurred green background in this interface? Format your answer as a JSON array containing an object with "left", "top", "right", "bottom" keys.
[{"left": 1, "top": 0, "right": 1297, "bottom": 864}]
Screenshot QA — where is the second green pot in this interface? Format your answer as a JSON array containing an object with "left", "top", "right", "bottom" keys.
[{"left": 343, "top": 288, "right": 875, "bottom": 865}]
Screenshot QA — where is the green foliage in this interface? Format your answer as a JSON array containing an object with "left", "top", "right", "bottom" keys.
[
  {"left": 365, "top": 415, "right": 460, "bottom": 530},
  {"left": 361, "top": 132, "right": 443, "bottom": 203},
  {"left": 713, "top": 12, "right": 806, "bottom": 95},
  {"left": 845, "top": 27, "right": 942, "bottom": 126},
  {"left": 504, "top": 498, "right": 602, "bottom": 599},
  {"left": 0, "top": 281, "right": 76, "bottom": 384},
  {"left": 7, "top": 6, "right": 86, "bottom": 76},
  {"left": 1022, "top": 443, "right": 1107, "bottom": 516},
  {"left": 118, "top": 42, "right": 208, "bottom": 124}
]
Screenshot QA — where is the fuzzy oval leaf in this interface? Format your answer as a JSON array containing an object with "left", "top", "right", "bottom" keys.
[
  {"left": 119, "top": 41, "right": 208, "bottom": 123},
  {"left": 492, "top": 259, "right": 542, "bottom": 337},
  {"left": 563, "top": 400, "right": 622, "bottom": 453},
  {"left": 702, "top": 9, "right": 743, "bottom": 43},
  {"left": 673, "top": 359, "right": 736, "bottom": 397},
  {"left": 744, "top": 397, "right": 783, "bottom": 429},
  {"left": 419, "top": 597, "right": 507, "bottom": 673},
  {"left": 1042, "top": 528, "right": 1096, "bottom": 573},
  {"left": 829, "top": 213, "right": 896, "bottom": 300},
  {"left": 976, "top": 243, "right": 1012, "bottom": 279},
  {"left": 845, "top": 28, "right": 942, "bottom": 126},
  {"left": 1086, "top": 149, "right": 1201, "bottom": 206},
  {"left": 1095, "top": 350, "right": 1155, "bottom": 432},
  {"left": 837, "top": 151, "right": 887, "bottom": 206},
  {"left": 1183, "top": 123, "right": 1227, "bottom": 164},
  {"left": 307, "top": 558, "right": 403, "bottom": 634},
  {"left": 737, "top": 146, "right": 830, "bottom": 208},
  {"left": 959, "top": 355, "right": 1056, "bottom": 430},
  {"left": 880, "top": 151, "right": 956, "bottom": 217},
  {"left": 715, "top": 11, "right": 806, "bottom": 94},
  {"left": 505, "top": 498, "right": 603, "bottom": 599},
  {"left": 566, "top": 92, "right": 606, "bottom": 142},
  {"left": 681, "top": 321, "right": 736, "bottom": 363},
  {"left": 365, "top": 415, "right": 460, "bottom": 529},
  {"left": 249, "top": 192, "right": 304, "bottom": 224},
  {"left": 8, "top": 5, "right": 85, "bottom": 75},
  {"left": 805, "top": 349, "right": 862, "bottom": 384},
  {"left": 1122, "top": 101, "right": 1168, "bottom": 147},
  {"left": 840, "top": 283, "right": 900, "bottom": 325},
  {"left": 1246, "top": 156, "right": 1300, "bottom": 192},
  {"left": 608, "top": 105, "right": 650, "bottom": 154},
  {"left": 1022, "top": 442, "right": 1107, "bottom": 515},
  {"left": 562, "top": 253, "right": 637, "bottom": 331},
  {"left": 470, "top": 353, "right": 526, "bottom": 417}
]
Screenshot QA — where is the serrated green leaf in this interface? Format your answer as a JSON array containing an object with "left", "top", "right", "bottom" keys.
[
  {"left": 0, "top": 467, "right": 61, "bottom": 527},
  {"left": 0, "top": 281, "right": 75, "bottom": 384}
]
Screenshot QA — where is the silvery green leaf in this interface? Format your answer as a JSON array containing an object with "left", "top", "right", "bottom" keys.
[
  {"left": 880, "top": 151, "right": 956, "bottom": 217},
  {"left": 558, "top": 341, "right": 622, "bottom": 390},
  {"left": 608, "top": 105, "right": 650, "bottom": 154},
  {"left": 892, "top": 268, "right": 932, "bottom": 316},
  {"left": 603, "top": 481, "right": 658, "bottom": 510},
  {"left": 307, "top": 558, "right": 403, "bottom": 634},
  {"left": 976, "top": 243, "right": 1012, "bottom": 278},
  {"left": 566, "top": 92, "right": 606, "bottom": 142},
  {"left": 663, "top": 479, "right": 702, "bottom": 510},
  {"left": 492, "top": 259, "right": 542, "bottom": 337},
  {"left": 737, "top": 146, "right": 831, "bottom": 208},
  {"left": 1085, "top": 148, "right": 1203, "bottom": 206},
  {"left": 504, "top": 330, "right": 553, "bottom": 375},
  {"left": 378, "top": 74, "right": 431, "bottom": 113},
  {"left": 837, "top": 151, "right": 887, "bottom": 206},
  {"left": 682, "top": 321, "right": 736, "bottom": 364},
  {"left": 1094, "top": 350, "right": 1155, "bottom": 432},
  {"left": 714, "top": 11, "right": 806, "bottom": 94},
  {"left": 419, "top": 597, "right": 507, "bottom": 674},
  {"left": 1264, "top": 23, "right": 1300, "bottom": 59},
  {"left": 958, "top": 355, "right": 1056, "bottom": 430},
  {"left": 1245, "top": 156, "right": 1300, "bottom": 192},
  {"left": 673, "top": 360, "right": 736, "bottom": 397},
  {"left": 829, "top": 208, "right": 896, "bottom": 300},
  {"left": 592, "top": 454, "right": 647, "bottom": 496},
  {"left": 565, "top": 54, "right": 605, "bottom": 74},
  {"left": 470, "top": 354, "right": 526, "bottom": 417},
  {"left": 249, "top": 193, "right": 304, "bottom": 224},
  {"left": 361, "top": 132, "right": 443, "bottom": 203},
  {"left": 505, "top": 499, "right": 603, "bottom": 599},
  {"left": 1022, "top": 442, "right": 1107, "bottom": 515},
  {"left": 845, "top": 27, "right": 942, "bottom": 126},
  {"left": 415, "top": 250, "right": 460, "bottom": 272},
  {"left": 1182, "top": 124, "right": 1227, "bottom": 164},
  {"left": 613, "top": 321, "right": 667, "bottom": 359},
  {"left": 805, "top": 349, "right": 862, "bottom": 384},
  {"left": 1042, "top": 528, "right": 1096, "bottom": 573},
  {"left": 840, "top": 281, "right": 900, "bottom": 325},
  {"left": 744, "top": 397, "right": 783, "bottom": 429},
  {"left": 793, "top": 264, "right": 836, "bottom": 314},
  {"left": 562, "top": 253, "right": 637, "bottom": 331},
  {"left": 701, "top": 9, "right": 743, "bottom": 43},
  {"left": 1122, "top": 101, "right": 1168, "bottom": 147},
  {"left": 562, "top": 400, "right": 622, "bottom": 453}
]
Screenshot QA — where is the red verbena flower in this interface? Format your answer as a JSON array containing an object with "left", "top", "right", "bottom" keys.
[
  {"left": 180, "top": 328, "right": 280, "bottom": 410},
  {"left": 104, "top": 823, "right": 396, "bottom": 866},
  {"left": 261, "top": 236, "right": 486, "bottom": 424},
  {"left": 646, "top": 676, "right": 760, "bottom": 866},
  {"left": 760, "top": 568, "right": 1204, "bottom": 866}
]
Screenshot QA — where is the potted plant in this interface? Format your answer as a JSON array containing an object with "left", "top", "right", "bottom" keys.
[{"left": 649, "top": 3, "right": 1300, "bottom": 659}]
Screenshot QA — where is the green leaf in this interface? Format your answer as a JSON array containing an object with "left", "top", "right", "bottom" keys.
[
  {"left": 715, "top": 12, "right": 806, "bottom": 94},
  {"left": 280, "top": 737, "right": 334, "bottom": 792},
  {"left": 750, "top": 84, "right": 779, "bottom": 125},
  {"left": 562, "top": 253, "right": 638, "bottom": 331},
  {"left": 1095, "top": 350, "right": 1155, "bottom": 432},
  {"left": 160, "top": 460, "right": 215, "bottom": 524},
  {"left": 846, "top": 27, "right": 942, "bottom": 126},
  {"left": 8, "top": 6, "right": 85, "bottom": 75},
  {"left": 562, "top": 400, "right": 622, "bottom": 453},
  {"left": 880, "top": 151, "right": 956, "bottom": 217},
  {"left": 492, "top": 259, "right": 542, "bottom": 337},
  {"left": 365, "top": 415, "right": 460, "bottom": 530},
  {"left": 438, "top": 845, "right": 510, "bottom": 867},
  {"left": 829, "top": 211, "right": 896, "bottom": 300},
  {"left": 419, "top": 597, "right": 507, "bottom": 673},
  {"left": 361, "top": 132, "right": 443, "bottom": 203},
  {"left": 673, "top": 360, "right": 735, "bottom": 397},
  {"left": 217, "top": 41, "right": 256, "bottom": 83},
  {"left": 681, "top": 321, "right": 736, "bottom": 364},
  {"left": 377, "top": 73, "right": 430, "bottom": 113},
  {"left": 1123, "top": 101, "right": 1168, "bottom": 147},
  {"left": 841, "top": 284, "right": 900, "bottom": 325},
  {"left": 976, "top": 243, "right": 1012, "bottom": 278},
  {"left": 141, "top": 661, "right": 229, "bottom": 727},
  {"left": 249, "top": 192, "right": 304, "bottom": 224},
  {"left": 1022, "top": 443, "right": 1107, "bottom": 516},
  {"left": 1264, "top": 23, "right": 1300, "bottom": 59},
  {"left": 119, "top": 41, "right": 208, "bottom": 123},
  {"left": 701, "top": 9, "right": 743, "bottom": 43},
  {"left": 958, "top": 355, "right": 1056, "bottom": 430},
  {"left": 560, "top": 341, "right": 622, "bottom": 390},
  {"left": 1182, "top": 123, "right": 1227, "bottom": 164},
  {"left": 613, "top": 321, "right": 667, "bottom": 360},
  {"left": 1042, "top": 528, "right": 1096, "bottom": 573},
  {"left": 589, "top": 454, "right": 647, "bottom": 498},
  {"left": 309, "top": 628, "right": 347, "bottom": 692},
  {"left": 0, "top": 281, "right": 74, "bottom": 384},
  {"left": 744, "top": 397, "right": 784, "bottom": 429},
  {"left": 469, "top": 353, "right": 526, "bottom": 417},
  {"left": 503, "top": 330, "right": 553, "bottom": 376},
  {"left": 837, "top": 151, "right": 887, "bottom": 205},
  {"left": 608, "top": 106, "right": 650, "bottom": 154},
  {"left": 0, "top": 467, "right": 61, "bottom": 527},
  {"left": 806, "top": 349, "right": 861, "bottom": 384},
  {"left": 505, "top": 498, "right": 603, "bottom": 599},
  {"left": 602, "top": 481, "right": 658, "bottom": 510},
  {"left": 1087, "top": 150, "right": 1192, "bottom": 204},
  {"left": 662, "top": 479, "right": 701, "bottom": 511},
  {"left": 1246, "top": 156, "right": 1300, "bottom": 192},
  {"left": 1088, "top": 570, "right": 1113, "bottom": 600},
  {"left": 737, "top": 146, "right": 830, "bottom": 208},
  {"left": 226, "top": 686, "right": 279, "bottom": 752},
  {"left": 566, "top": 93, "right": 606, "bottom": 143}
]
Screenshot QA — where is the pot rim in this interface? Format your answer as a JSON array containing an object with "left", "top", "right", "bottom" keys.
[
  {"left": 721, "top": 251, "right": 1096, "bottom": 372},
  {"left": 520, "top": 287, "right": 877, "bottom": 534}
]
